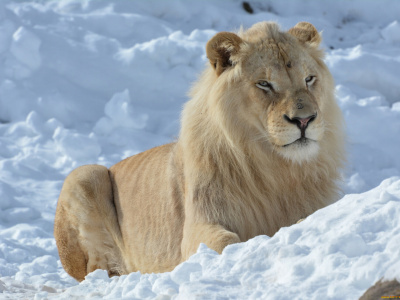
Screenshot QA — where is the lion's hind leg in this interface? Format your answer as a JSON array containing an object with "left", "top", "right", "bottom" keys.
[{"left": 54, "top": 165, "right": 126, "bottom": 281}]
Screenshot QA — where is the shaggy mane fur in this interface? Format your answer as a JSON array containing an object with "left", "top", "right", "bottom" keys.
[{"left": 180, "top": 22, "right": 345, "bottom": 239}]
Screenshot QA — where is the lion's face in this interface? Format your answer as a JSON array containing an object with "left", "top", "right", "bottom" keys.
[
  {"left": 242, "top": 37, "right": 328, "bottom": 162},
  {"left": 207, "top": 22, "right": 335, "bottom": 163}
]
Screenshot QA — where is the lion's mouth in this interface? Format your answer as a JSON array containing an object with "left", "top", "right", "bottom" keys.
[{"left": 282, "top": 137, "right": 316, "bottom": 147}]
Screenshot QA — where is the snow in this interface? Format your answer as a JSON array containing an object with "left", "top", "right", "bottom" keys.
[{"left": 0, "top": 0, "right": 399, "bottom": 299}]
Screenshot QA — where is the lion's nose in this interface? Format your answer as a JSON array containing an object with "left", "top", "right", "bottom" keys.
[{"left": 283, "top": 114, "right": 317, "bottom": 137}]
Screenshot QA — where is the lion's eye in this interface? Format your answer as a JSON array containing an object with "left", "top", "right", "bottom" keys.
[
  {"left": 305, "top": 76, "right": 316, "bottom": 86},
  {"left": 256, "top": 80, "right": 273, "bottom": 91}
]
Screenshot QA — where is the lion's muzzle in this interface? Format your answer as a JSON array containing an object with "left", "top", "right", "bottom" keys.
[{"left": 283, "top": 113, "right": 317, "bottom": 138}]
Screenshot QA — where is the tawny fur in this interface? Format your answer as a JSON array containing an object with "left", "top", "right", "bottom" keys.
[{"left": 54, "top": 21, "right": 345, "bottom": 281}]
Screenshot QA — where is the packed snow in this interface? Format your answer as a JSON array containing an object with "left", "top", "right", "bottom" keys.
[{"left": 0, "top": 0, "right": 399, "bottom": 299}]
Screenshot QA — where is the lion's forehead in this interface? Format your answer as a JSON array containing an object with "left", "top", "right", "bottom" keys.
[{"left": 243, "top": 41, "right": 314, "bottom": 81}]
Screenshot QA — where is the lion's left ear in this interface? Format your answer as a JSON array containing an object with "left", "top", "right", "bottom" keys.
[
  {"left": 206, "top": 32, "right": 243, "bottom": 76},
  {"left": 288, "top": 22, "right": 321, "bottom": 48}
]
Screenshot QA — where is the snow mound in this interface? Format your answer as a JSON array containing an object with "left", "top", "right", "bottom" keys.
[
  {"left": 382, "top": 21, "right": 400, "bottom": 43},
  {"left": 53, "top": 178, "right": 400, "bottom": 299}
]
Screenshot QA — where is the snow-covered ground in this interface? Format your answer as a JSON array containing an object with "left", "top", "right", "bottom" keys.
[{"left": 0, "top": 0, "right": 399, "bottom": 299}]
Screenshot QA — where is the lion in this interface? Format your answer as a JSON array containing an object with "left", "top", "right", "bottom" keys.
[{"left": 54, "top": 21, "right": 345, "bottom": 281}]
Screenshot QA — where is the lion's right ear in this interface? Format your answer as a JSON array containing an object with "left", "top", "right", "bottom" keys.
[{"left": 206, "top": 32, "right": 243, "bottom": 76}]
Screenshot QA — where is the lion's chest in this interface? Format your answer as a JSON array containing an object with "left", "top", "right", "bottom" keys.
[{"left": 224, "top": 182, "right": 322, "bottom": 240}]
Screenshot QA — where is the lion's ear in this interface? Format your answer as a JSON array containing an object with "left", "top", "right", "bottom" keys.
[
  {"left": 206, "top": 32, "right": 243, "bottom": 76},
  {"left": 288, "top": 22, "right": 321, "bottom": 48}
]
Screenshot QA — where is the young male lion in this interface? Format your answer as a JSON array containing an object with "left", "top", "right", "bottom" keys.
[{"left": 54, "top": 21, "right": 345, "bottom": 281}]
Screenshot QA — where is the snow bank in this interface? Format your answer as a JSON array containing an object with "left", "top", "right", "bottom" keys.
[
  {"left": 56, "top": 178, "right": 400, "bottom": 300},
  {"left": 0, "top": 0, "right": 399, "bottom": 299}
]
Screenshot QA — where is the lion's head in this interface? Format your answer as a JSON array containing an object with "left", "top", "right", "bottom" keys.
[{"left": 202, "top": 21, "right": 343, "bottom": 163}]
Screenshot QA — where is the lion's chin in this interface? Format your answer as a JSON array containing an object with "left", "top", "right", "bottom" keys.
[{"left": 278, "top": 138, "right": 320, "bottom": 163}]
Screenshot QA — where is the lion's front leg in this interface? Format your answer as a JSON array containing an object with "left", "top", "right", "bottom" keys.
[{"left": 181, "top": 223, "right": 241, "bottom": 260}]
